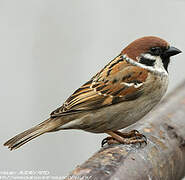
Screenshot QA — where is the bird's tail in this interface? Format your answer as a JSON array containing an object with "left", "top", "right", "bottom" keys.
[{"left": 4, "top": 118, "right": 61, "bottom": 150}]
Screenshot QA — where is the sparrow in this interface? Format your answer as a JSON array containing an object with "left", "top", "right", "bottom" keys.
[{"left": 4, "top": 36, "right": 181, "bottom": 150}]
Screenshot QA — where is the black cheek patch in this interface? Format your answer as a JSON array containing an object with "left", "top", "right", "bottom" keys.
[{"left": 139, "top": 57, "right": 155, "bottom": 66}]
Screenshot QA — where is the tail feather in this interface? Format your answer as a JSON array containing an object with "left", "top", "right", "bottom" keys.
[{"left": 4, "top": 118, "right": 60, "bottom": 150}]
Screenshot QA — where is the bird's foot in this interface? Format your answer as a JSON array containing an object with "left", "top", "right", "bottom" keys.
[
  {"left": 115, "top": 130, "right": 147, "bottom": 141},
  {"left": 102, "top": 130, "right": 147, "bottom": 147}
]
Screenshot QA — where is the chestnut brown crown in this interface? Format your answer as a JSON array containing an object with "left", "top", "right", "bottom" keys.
[{"left": 121, "top": 36, "right": 169, "bottom": 60}]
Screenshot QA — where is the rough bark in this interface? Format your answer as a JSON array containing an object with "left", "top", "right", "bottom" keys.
[{"left": 65, "top": 81, "right": 185, "bottom": 180}]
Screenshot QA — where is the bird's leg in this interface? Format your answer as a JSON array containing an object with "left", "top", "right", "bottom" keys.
[{"left": 101, "top": 130, "right": 147, "bottom": 147}]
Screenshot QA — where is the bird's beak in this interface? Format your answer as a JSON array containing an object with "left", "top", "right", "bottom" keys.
[{"left": 164, "top": 46, "right": 182, "bottom": 57}]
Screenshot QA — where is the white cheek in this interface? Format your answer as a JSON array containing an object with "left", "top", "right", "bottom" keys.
[
  {"left": 154, "top": 56, "right": 164, "bottom": 68},
  {"left": 142, "top": 53, "right": 156, "bottom": 61},
  {"left": 141, "top": 53, "right": 164, "bottom": 70}
]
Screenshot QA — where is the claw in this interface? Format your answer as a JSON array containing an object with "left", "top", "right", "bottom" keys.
[
  {"left": 135, "top": 132, "right": 147, "bottom": 144},
  {"left": 101, "top": 137, "right": 118, "bottom": 147},
  {"left": 101, "top": 137, "right": 109, "bottom": 147},
  {"left": 101, "top": 137, "right": 112, "bottom": 147},
  {"left": 141, "top": 134, "right": 147, "bottom": 143}
]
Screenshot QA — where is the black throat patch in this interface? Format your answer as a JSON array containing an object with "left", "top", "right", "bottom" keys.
[{"left": 161, "top": 57, "right": 170, "bottom": 72}]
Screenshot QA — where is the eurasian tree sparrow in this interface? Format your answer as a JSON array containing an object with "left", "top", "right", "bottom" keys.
[{"left": 4, "top": 36, "right": 181, "bottom": 150}]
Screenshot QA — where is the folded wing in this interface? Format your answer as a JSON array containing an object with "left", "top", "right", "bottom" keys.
[{"left": 51, "top": 55, "right": 148, "bottom": 117}]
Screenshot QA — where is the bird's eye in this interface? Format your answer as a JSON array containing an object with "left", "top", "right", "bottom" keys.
[{"left": 150, "top": 47, "right": 162, "bottom": 56}]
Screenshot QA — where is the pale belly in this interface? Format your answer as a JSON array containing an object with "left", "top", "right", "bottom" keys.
[{"left": 59, "top": 75, "right": 169, "bottom": 133}]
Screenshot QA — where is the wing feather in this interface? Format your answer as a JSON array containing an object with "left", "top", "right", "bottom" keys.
[{"left": 51, "top": 55, "right": 148, "bottom": 117}]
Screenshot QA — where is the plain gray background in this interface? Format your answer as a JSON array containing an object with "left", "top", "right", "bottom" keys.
[{"left": 1, "top": 0, "right": 185, "bottom": 178}]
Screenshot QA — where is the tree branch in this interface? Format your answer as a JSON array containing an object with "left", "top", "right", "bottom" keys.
[{"left": 65, "top": 81, "right": 185, "bottom": 180}]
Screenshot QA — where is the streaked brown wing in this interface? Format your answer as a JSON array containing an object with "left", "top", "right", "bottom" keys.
[{"left": 51, "top": 55, "right": 148, "bottom": 117}]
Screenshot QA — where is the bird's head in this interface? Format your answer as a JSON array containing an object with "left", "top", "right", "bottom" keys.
[{"left": 121, "top": 36, "right": 181, "bottom": 71}]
